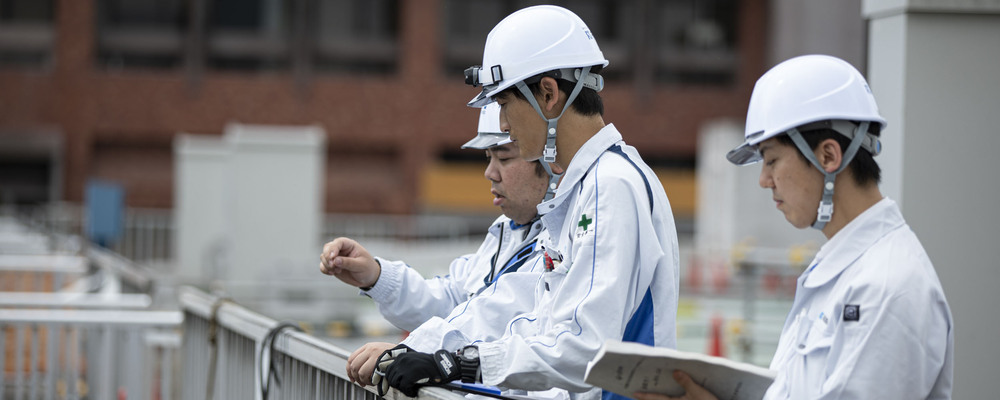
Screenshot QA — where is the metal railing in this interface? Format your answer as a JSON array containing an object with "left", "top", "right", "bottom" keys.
[
  {"left": 178, "top": 286, "right": 466, "bottom": 400},
  {"left": 1, "top": 216, "right": 180, "bottom": 400},
  {"left": 2, "top": 212, "right": 473, "bottom": 400},
  {"left": 0, "top": 309, "right": 182, "bottom": 400},
  {"left": 20, "top": 204, "right": 174, "bottom": 265},
  {"left": 0, "top": 254, "right": 86, "bottom": 293}
]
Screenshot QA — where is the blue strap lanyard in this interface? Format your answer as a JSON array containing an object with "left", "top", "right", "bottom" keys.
[{"left": 484, "top": 240, "right": 538, "bottom": 287}]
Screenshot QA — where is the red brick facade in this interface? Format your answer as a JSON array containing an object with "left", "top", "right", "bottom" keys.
[{"left": 0, "top": 0, "right": 766, "bottom": 214}]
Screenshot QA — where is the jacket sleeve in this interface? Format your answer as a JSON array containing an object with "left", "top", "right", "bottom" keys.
[
  {"left": 478, "top": 172, "right": 667, "bottom": 392},
  {"left": 400, "top": 259, "right": 548, "bottom": 352},
  {"left": 364, "top": 248, "right": 485, "bottom": 332}
]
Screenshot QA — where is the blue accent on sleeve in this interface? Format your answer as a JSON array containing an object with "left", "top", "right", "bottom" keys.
[
  {"left": 603, "top": 390, "right": 631, "bottom": 400},
  {"left": 622, "top": 288, "right": 655, "bottom": 346},
  {"left": 603, "top": 288, "right": 655, "bottom": 400}
]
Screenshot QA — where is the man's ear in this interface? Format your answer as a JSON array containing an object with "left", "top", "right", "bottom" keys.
[
  {"left": 815, "top": 138, "right": 843, "bottom": 173},
  {"left": 537, "top": 77, "right": 562, "bottom": 115}
]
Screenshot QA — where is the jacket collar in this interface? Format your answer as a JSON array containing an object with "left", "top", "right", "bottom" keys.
[
  {"left": 487, "top": 215, "right": 510, "bottom": 238},
  {"left": 535, "top": 124, "right": 622, "bottom": 250},
  {"left": 535, "top": 124, "right": 622, "bottom": 217},
  {"left": 803, "top": 197, "right": 905, "bottom": 288}
]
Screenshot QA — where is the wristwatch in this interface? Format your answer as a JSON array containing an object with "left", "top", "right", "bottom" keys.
[{"left": 455, "top": 345, "right": 481, "bottom": 383}]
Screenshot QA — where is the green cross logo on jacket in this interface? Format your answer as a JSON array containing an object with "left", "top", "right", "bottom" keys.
[{"left": 578, "top": 214, "right": 593, "bottom": 231}]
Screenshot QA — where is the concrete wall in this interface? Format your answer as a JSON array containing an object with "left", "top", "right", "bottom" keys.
[
  {"left": 769, "top": 0, "right": 866, "bottom": 69},
  {"left": 865, "top": 1, "right": 1000, "bottom": 397}
]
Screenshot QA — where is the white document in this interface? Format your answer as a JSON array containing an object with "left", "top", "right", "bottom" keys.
[{"left": 584, "top": 340, "right": 777, "bottom": 400}]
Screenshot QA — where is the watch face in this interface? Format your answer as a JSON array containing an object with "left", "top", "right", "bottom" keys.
[{"left": 462, "top": 346, "right": 479, "bottom": 359}]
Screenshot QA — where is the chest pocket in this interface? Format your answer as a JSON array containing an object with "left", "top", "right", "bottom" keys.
[
  {"left": 535, "top": 254, "right": 572, "bottom": 322},
  {"left": 787, "top": 312, "right": 835, "bottom": 398}
]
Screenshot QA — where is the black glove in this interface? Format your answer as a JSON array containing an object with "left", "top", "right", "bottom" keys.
[
  {"left": 372, "top": 344, "right": 413, "bottom": 396},
  {"left": 385, "top": 349, "right": 461, "bottom": 397}
]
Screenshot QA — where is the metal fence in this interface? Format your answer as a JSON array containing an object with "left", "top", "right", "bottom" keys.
[
  {"left": 20, "top": 204, "right": 174, "bottom": 265},
  {"left": 1, "top": 216, "right": 466, "bottom": 400},
  {"left": 0, "top": 308, "right": 182, "bottom": 400},
  {"left": 178, "top": 286, "right": 466, "bottom": 400},
  {"left": 0, "top": 217, "right": 177, "bottom": 400},
  {"left": 0, "top": 255, "right": 86, "bottom": 294}
]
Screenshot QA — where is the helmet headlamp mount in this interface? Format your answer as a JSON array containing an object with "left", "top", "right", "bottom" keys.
[{"left": 465, "top": 65, "right": 504, "bottom": 88}]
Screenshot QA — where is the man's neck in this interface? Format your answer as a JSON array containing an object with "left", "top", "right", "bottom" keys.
[
  {"left": 554, "top": 114, "right": 606, "bottom": 168},
  {"left": 821, "top": 181, "right": 883, "bottom": 239}
]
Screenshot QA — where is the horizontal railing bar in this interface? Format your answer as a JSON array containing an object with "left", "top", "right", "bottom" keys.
[
  {"left": 0, "top": 292, "right": 152, "bottom": 308},
  {"left": 88, "top": 245, "right": 154, "bottom": 290},
  {"left": 0, "top": 254, "right": 87, "bottom": 272},
  {"left": 0, "top": 309, "right": 182, "bottom": 326}
]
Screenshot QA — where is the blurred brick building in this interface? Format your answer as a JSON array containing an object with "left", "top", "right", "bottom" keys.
[{"left": 0, "top": 0, "right": 766, "bottom": 217}]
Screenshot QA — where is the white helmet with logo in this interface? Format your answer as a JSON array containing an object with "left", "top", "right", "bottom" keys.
[
  {"left": 728, "top": 54, "right": 887, "bottom": 230},
  {"left": 465, "top": 5, "right": 608, "bottom": 107},
  {"left": 727, "top": 54, "right": 886, "bottom": 165},
  {"left": 464, "top": 5, "right": 608, "bottom": 201},
  {"left": 461, "top": 102, "right": 511, "bottom": 150}
]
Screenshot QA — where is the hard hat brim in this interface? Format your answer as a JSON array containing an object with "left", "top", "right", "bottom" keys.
[
  {"left": 726, "top": 142, "right": 762, "bottom": 166},
  {"left": 468, "top": 90, "right": 493, "bottom": 108},
  {"left": 461, "top": 132, "right": 512, "bottom": 150}
]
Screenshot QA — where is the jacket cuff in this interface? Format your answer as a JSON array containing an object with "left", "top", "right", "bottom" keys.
[
  {"left": 475, "top": 341, "right": 506, "bottom": 386},
  {"left": 363, "top": 257, "right": 402, "bottom": 302}
]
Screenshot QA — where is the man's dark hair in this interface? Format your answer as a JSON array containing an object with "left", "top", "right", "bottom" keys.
[
  {"left": 777, "top": 123, "right": 881, "bottom": 187},
  {"left": 499, "top": 66, "right": 605, "bottom": 116}
]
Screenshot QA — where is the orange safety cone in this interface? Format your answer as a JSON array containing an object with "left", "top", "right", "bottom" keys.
[
  {"left": 763, "top": 267, "right": 781, "bottom": 294},
  {"left": 707, "top": 314, "right": 725, "bottom": 357},
  {"left": 711, "top": 261, "right": 730, "bottom": 295},
  {"left": 687, "top": 255, "right": 702, "bottom": 293}
]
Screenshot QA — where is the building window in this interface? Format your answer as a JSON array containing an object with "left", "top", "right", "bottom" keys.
[
  {"left": 442, "top": 0, "right": 737, "bottom": 86},
  {"left": 313, "top": 0, "right": 399, "bottom": 74},
  {"left": 97, "top": 0, "right": 188, "bottom": 70},
  {"left": 0, "top": 0, "right": 56, "bottom": 68},
  {"left": 207, "top": 0, "right": 293, "bottom": 71},
  {"left": 646, "top": 0, "right": 738, "bottom": 85},
  {"left": 95, "top": 0, "right": 401, "bottom": 75},
  {"left": 441, "top": 0, "right": 511, "bottom": 76}
]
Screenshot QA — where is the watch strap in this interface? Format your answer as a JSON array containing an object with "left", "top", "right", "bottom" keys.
[{"left": 456, "top": 347, "right": 481, "bottom": 383}]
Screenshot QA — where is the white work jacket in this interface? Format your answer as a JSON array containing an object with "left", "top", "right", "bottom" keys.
[
  {"left": 445, "top": 124, "right": 679, "bottom": 397},
  {"left": 765, "top": 197, "right": 953, "bottom": 399},
  {"left": 364, "top": 216, "right": 546, "bottom": 332}
]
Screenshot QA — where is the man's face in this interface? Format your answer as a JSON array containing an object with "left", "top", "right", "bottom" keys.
[
  {"left": 495, "top": 91, "right": 547, "bottom": 161},
  {"left": 757, "top": 137, "right": 825, "bottom": 229},
  {"left": 484, "top": 143, "right": 547, "bottom": 225}
]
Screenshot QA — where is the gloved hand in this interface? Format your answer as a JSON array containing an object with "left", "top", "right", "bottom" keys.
[
  {"left": 385, "top": 349, "right": 461, "bottom": 397},
  {"left": 372, "top": 344, "right": 412, "bottom": 396}
]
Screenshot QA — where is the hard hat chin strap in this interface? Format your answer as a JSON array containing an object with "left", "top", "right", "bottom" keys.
[
  {"left": 786, "top": 121, "right": 871, "bottom": 231},
  {"left": 514, "top": 65, "right": 594, "bottom": 201}
]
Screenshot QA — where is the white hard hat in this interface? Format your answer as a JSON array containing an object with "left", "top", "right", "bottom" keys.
[
  {"left": 461, "top": 102, "right": 511, "bottom": 149},
  {"left": 727, "top": 54, "right": 887, "bottom": 165},
  {"left": 465, "top": 5, "right": 609, "bottom": 107}
]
